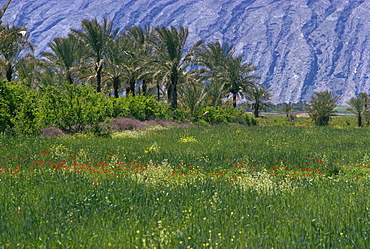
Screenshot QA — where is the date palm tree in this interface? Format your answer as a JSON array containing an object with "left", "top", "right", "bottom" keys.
[
  {"left": 308, "top": 90, "right": 339, "bottom": 126},
  {"left": 191, "top": 41, "right": 233, "bottom": 106},
  {"left": 150, "top": 26, "right": 191, "bottom": 109},
  {"left": 0, "top": 24, "right": 33, "bottom": 81},
  {"left": 191, "top": 41, "right": 259, "bottom": 107},
  {"left": 124, "top": 25, "right": 155, "bottom": 96},
  {"left": 104, "top": 34, "right": 133, "bottom": 98},
  {"left": 281, "top": 102, "right": 296, "bottom": 122},
  {"left": 245, "top": 84, "right": 273, "bottom": 118},
  {"left": 178, "top": 71, "right": 207, "bottom": 115},
  {"left": 72, "top": 18, "right": 118, "bottom": 92},
  {"left": 346, "top": 93, "right": 369, "bottom": 127},
  {"left": 222, "top": 55, "right": 259, "bottom": 107},
  {"left": 41, "top": 34, "right": 84, "bottom": 85}
]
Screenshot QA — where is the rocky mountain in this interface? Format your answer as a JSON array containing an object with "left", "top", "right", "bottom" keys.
[{"left": 1, "top": 0, "right": 370, "bottom": 104}]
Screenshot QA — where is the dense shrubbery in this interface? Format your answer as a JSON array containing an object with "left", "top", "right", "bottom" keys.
[
  {"left": 0, "top": 80, "right": 256, "bottom": 135},
  {"left": 195, "top": 105, "right": 256, "bottom": 125}
]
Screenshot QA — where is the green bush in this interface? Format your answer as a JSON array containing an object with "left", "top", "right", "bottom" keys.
[
  {"left": 9, "top": 83, "right": 40, "bottom": 135},
  {"left": 112, "top": 95, "right": 171, "bottom": 121},
  {"left": 36, "top": 85, "right": 109, "bottom": 134},
  {"left": 196, "top": 105, "right": 256, "bottom": 125},
  {"left": 0, "top": 80, "right": 15, "bottom": 133}
]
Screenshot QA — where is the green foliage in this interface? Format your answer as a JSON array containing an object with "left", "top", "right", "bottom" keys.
[
  {"left": 0, "top": 126, "right": 369, "bottom": 248},
  {"left": 0, "top": 80, "right": 13, "bottom": 132},
  {"left": 112, "top": 95, "right": 171, "bottom": 121},
  {"left": 196, "top": 105, "right": 256, "bottom": 125},
  {"left": 308, "top": 90, "right": 339, "bottom": 126},
  {"left": 36, "top": 84, "right": 109, "bottom": 133},
  {"left": 8, "top": 82, "right": 40, "bottom": 135},
  {"left": 346, "top": 93, "right": 370, "bottom": 127}
]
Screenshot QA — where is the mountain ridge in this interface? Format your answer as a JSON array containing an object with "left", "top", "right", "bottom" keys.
[{"left": 1, "top": 0, "right": 370, "bottom": 104}]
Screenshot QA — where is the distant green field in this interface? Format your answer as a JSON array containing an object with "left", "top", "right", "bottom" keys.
[
  {"left": 0, "top": 124, "right": 369, "bottom": 248},
  {"left": 335, "top": 105, "right": 351, "bottom": 113}
]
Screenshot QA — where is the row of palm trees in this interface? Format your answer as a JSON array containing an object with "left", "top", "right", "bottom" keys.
[{"left": 0, "top": 14, "right": 272, "bottom": 114}]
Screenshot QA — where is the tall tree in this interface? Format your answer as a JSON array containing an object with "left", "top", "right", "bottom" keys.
[
  {"left": 191, "top": 41, "right": 233, "bottom": 106},
  {"left": 346, "top": 93, "right": 369, "bottom": 127},
  {"left": 104, "top": 34, "right": 133, "bottom": 98},
  {"left": 245, "top": 84, "right": 273, "bottom": 118},
  {"left": 191, "top": 41, "right": 259, "bottom": 107},
  {"left": 0, "top": 24, "right": 33, "bottom": 81},
  {"left": 281, "top": 102, "right": 296, "bottom": 122},
  {"left": 123, "top": 25, "right": 154, "bottom": 96},
  {"left": 150, "top": 26, "right": 191, "bottom": 109},
  {"left": 72, "top": 18, "right": 118, "bottom": 92},
  {"left": 178, "top": 72, "right": 207, "bottom": 115},
  {"left": 41, "top": 34, "right": 84, "bottom": 85},
  {"left": 308, "top": 90, "right": 339, "bottom": 126},
  {"left": 222, "top": 55, "right": 259, "bottom": 107}
]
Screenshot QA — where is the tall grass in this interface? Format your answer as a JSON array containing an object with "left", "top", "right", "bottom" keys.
[{"left": 0, "top": 124, "right": 369, "bottom": 248}]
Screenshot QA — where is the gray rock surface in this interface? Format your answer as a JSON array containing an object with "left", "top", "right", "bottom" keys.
[{"left": 2, "top": 0, "right": 370, "bottom": 104}]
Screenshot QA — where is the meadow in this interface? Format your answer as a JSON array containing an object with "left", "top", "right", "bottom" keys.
[{"left": 0, "top": 118, "right": 369, "bottom": 248}]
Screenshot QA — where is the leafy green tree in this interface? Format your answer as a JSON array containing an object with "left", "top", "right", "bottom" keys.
[
  {"left": 119, "top": 26, "right": 156, "bottom": 97},
  {"left": 178, "top": 72, "right": 207, "bottom": 115},
  {"left": 245, "top": 84, "right": 273, "bottom": 118},
  {"left": 0, "top": 79, "right": 14, "bottom": 132},
  {"left": 0, "top": 24, "right": 33, "bottom": 81},
  {"left": 191, "top": 41, "right": 233, "bottom": 106},
  {"left": 308, "top": 90, "right": 339, "bottom": 126},
  {"left": 150, "top": 26, "right": 194, "bottom": 109},
  {"left": 281, "top": 102, "right": 296, "bottom": 122},
  {"left": 16, "top": 53, "right": 53, "bottom": 88},
  {"left": 346, "top": 93, "right": 369, "bottom": 127},
  {"left": 191, "top": 41, "right": 259, "bottom": 107},
  {"left": 72, "top": 18, "right": 118, "bottom": 92},
  {"left": 41, "top": 34, "right": 84, "bottom": 85},
  {"left": 104, "top": 34, "right": 133, "bottom": 98}
]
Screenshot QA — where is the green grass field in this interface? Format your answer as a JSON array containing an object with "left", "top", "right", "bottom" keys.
[{"left": 0, "top": 122, "right": 369, "bottom": 248}]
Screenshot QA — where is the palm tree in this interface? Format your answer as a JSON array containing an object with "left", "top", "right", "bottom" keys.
[
  {"left": 178, "top": 71, "right": 207, "bottom": 115},
  {"left": 40, "top": 34, "right": 84, "bottom": 85},
  {"left": 308, "top": 90, "right": 339, "bottom": 126},
  {"left": 222, "top": 55, "right": 259, "bottom": 107},
  {"left": 281, "top": 102, "right": 295, "bottom": 122},
  {"left": 150, "top": 26, "right": 191, "bottom": 109},
  {"left": 191, "top": 41, "right": 259, "bottom": 107},
  {"left": 16, "top": 53, "right": 52, "bottom": 89},
  {"left": 72, "top": 18, "right": 118, "bottom": 92},
  {"left": 191, "top": 41, "right": 233, "bottom": 106},
  {"left": 0, "top": 24, "right": 33, "bottom": 81},
  {"left": 126, "top": 26, "right": 156, "bottom": 95},
  {"left": 104, "top": 34, "right": 133, "bottom": 98},
  {"left": 245, "top": 84, "right": 273, "bottom": 118},
  {"left": 346, "top": 93, "right": 369, "bottom": 127}
]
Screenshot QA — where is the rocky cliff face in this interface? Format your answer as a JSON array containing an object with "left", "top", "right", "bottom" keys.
[{"left": 2, "top": 0, "right": 370, "bottom": 104}]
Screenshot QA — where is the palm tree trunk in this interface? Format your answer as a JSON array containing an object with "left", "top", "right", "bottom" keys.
[
  {"left": 66, "top": 71, "right": 73, "bottom": 85},
  {"left": 358, "top": 114, "right": 362, "bottom": 127},
  {"left": 96, "top": 69, "right": 102, "bottom": 92},
  {"left": 253, "top": 103, "right": 259, "bottom": 118},
  {"left": 128, "top": 77, "right": 135, "bottom": 96},
  {"left": 157, "top": 82, "right": 160, "bottom": 101},
  {"left": 169, "top": 67, "right": 178, "bottom": 109},
  {"left": 233, "top": 94, "right": 237, "bottom": 108},
  {"left": 113, "top": 76, "right": 120, "bottom": 98},
  {"left": 6, "top": 63, "right": 12, "bottom": 82},
  {"left": 142, "top": 80, "right": 147, "bottom": 96}
]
